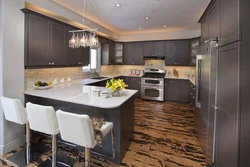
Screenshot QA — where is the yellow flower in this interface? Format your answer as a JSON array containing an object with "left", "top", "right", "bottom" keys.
[{"left": 105, "top": 78, "right": 128, "bottom": 92}]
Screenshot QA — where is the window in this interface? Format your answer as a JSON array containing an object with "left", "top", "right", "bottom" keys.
[
  {"left": 82, "top": 48, "right": 100, "bottom": 72},
  {"left": 90, "top": 49, "right": 97, "bottom": 69}
]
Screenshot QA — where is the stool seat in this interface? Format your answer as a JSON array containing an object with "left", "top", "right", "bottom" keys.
[
  {"left": 26, "top": 102, "right": 59, "bottom": 167},
  {"left": 56, "top": 110, "right": 115, "bottom": 167},
  {"left": 0, "top": 96, "right": 30, "bottom": 165},
  {"left": 0, "top": 96, "right": 28, "bottom": 125}
]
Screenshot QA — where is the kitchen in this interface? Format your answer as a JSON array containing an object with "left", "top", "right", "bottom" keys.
[{"left": 0, "top": 0, "right": 249, "bottom": 167}]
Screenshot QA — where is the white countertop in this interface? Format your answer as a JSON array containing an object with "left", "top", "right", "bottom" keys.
[{"left": 24, "top": 80, "right": 138, "bottom": 109}]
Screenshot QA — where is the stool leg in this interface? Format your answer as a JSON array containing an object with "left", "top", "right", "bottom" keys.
[
  {"left": 26, "top": 123, "right": 30, "bottom": 165},
  {"left": 111, "top": 128, "right": 115, "bottom": 159},
  {"left": 85, "top": 148, "right": 91, "bottom": 167},
  {"left": 52, "top": 135, "right": 57, "bottom": 167}
]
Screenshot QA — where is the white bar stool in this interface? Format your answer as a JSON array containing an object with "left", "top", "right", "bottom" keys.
[
  {"left": 26, "top": 102, "right": 59, "bottom": 167},
  {"left": 56, "top": 110, "right": 115, "bottom": 167},
  {"left": 0, "top": 96, "right": 30, "bottom": 165}
]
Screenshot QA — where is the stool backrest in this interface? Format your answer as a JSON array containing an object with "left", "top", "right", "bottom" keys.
[
  {"left": 26, "top": 102, "right": 59, "bottom": 135},
  {"left": 0, "top": 96, "right": 27, "bottom": 125},
  {"left": 56, "top": 110, "right": 95, "bottom": 148}
]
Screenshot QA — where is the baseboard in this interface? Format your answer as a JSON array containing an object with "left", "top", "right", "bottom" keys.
[{"left": 0, "top": 137, "right": 25, "bottom": 155}]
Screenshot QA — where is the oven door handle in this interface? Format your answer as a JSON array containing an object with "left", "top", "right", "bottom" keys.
[
  {"left": 142, "top": 86, "right": 164, "bottom": 90},
  {"left": 141, "top": 78, "right": 164, "bottom": 81}
]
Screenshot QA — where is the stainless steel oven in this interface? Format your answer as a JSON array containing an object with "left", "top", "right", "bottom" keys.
[
  {"left": 141, "top": 84, "right": 164, "bottom": 101},
  {"left": 141, "top": 78, "right": 164, "bottom": 86},
  {"left": 140, "top": 68, "right": 165, "bottom": 102}
]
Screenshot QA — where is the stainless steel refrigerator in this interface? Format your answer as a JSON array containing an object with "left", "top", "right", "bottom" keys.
[{"left": 195, "top": 40, "right": 218, "bottom": 166}]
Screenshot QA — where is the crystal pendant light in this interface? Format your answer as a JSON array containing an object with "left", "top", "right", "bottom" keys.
[{"left": 69, "top": 0, "right": 99, "bottom": 48}]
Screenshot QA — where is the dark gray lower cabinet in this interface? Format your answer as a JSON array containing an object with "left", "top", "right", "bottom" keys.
[
  {"left": 165, "top": 79, "right": 179, "bottom": 101},
  {"left": 188, "top": 81, "right": 196, "bottom": 107},
  {"left": 126, "top": 77, "right": 141, "bottom": 98},
  {"left": 165, "top": 79, "right": 189, "bottom": 103},
  {"left": 215, "top": 42, "right": 239, "bottom": 167}
]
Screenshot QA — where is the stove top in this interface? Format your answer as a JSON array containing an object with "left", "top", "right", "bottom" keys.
[{"left": 142, "top": 68, "right": 166, "bottom": 78}]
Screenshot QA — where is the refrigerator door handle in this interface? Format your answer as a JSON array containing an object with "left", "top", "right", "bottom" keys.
[{"left": 212, "top": 106, "right": 219, "bottom": 163}]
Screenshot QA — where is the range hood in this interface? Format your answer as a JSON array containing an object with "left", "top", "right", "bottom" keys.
[{"left": 143, "top": 56, "right": 165, "bottom": 60}]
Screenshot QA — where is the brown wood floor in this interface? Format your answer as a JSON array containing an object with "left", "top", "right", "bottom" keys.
[{"left": 1, "top": 99, "right": 205, "bottom": 167}]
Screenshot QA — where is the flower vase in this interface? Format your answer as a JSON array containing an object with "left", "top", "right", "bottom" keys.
[{"left": 112, "top": 88, "right": 122, "bottom": 97}]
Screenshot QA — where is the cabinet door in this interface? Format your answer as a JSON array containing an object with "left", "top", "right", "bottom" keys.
[
  {"left": 189, "top": 38, "right": 200, "bottom": 66},
  {"left": 177, "top": 40, "right": 189, "bottom": 66},
  {"left": 208, "top": 0, "right": 220, "bottom": 41},
  {"left": 143, "top": 42, "right": 154, "bottom": 57},
  {"left": 154, "top": 41, "right": 165, "bottom": 57},
  {"left": 220, "top": 0, "right": 240, "bottom": 46},
  {"left": 201, "top": 18, "right": 209, "bottom": 44},
  {"left": 165, "top": 80, "right": 178, "bottom": 101},
  {"left": 81, "top": 47, "right": 90, "bottom": 66},
  {"left": 216, "top": 42, "right": 239, "bottom": 167},
  {"left": 134, "top": 42, "right": 144, "bottom": 65},
  {"left": 109, "top": 40, "right": 115, "bottom": 65},
  {"left": 165, "top": 41, "right": 177, "bottom": 65},
  {"left": 28, "top": 14, "right": 50, "bottom": 66},
  {"left": 66, "top": 26, "right": 82, "bottom": 66},
  {"left": 177, "top": 80, "right": 189, "bottom": 103},
  {"left": 124, "top": 43, "right": 136, "bottom": 65},
  {"left": 50, "top": 21, "right": 66, "bottom": 66},
  {"left": 101, "top": 43, "right": 110, "bottom": 65}
]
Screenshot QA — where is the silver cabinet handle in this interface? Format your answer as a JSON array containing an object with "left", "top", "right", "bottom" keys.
[
  {"left": 52, "top": 62, "right": 54, "bottom": 65},
  {"left": 49, "top": 62, "right": 51, "bottom": 65}
]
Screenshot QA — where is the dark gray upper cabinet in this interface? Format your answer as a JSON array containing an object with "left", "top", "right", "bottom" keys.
[
  {"left": 201, "top": 18, "right": 209, "bottom": 44},
  {"left": 134, "top": 42, "right": 144, "bottom": 65},
  {"left": 66, "top": 26, "right": 84, "bottom": 66},
  {"left": 165, "top": 41, "right": 177, "bottom": 65},
  {"left": 208, "top": 0, "right": 220, "bottom": 41},
  {"left": 165, "top": 40, "right": 189, "bottom": 66},
  {"left": 143, "top": 41, "right": 165, "bottom": 57},
  {"left": 124, "top": 42, "right": 144, "bottom": 65},
  {"left": 101, "top": 40, "right": 116, "bottom": 65},
  {"left": 81, "top": 46, "right": 90, "bottom": 66},
  {"left": 101, "top": 43, "right": 110, "bottom": 65},
  {"left": 189, "top": 37, "right": 200, "bottom": 66},
  {"left": 26, "top": 13, "right": 50, "bottom": 66},
  {"left": 143, "top": 42, "right": 154, "bottom": 57},
  {"left": 216, "top": 42, "right": 239, "bottom": 167},
  {"left": 124, "top": 42, "right": 135, "bottom": 65},
  {"left": 50, "top": 21, "right": 66, "bottom": 66},
  {"left": 153, "top": 41, "right": 165, "bottom": 57},
  {"left": 220, "top": 0, "right": 240, "bottom": 46},
  {"left": 23, "top": 9, "right": 90, "bottom": 68},
  {"left": 177, "top": 40, "right": 189, "bottom": 66}
]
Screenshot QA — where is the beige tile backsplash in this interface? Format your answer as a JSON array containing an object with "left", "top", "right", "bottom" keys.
[
  {"left": 100, "top": 60, "right": 196, "bottom": 80},
  {"left": 25, "top": 67, "right": 93, "bottom": 89},
  {"left": 25, "top": 60, "right": 196, "bottom": 89}
]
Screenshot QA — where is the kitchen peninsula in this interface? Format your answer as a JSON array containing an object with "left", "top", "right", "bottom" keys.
[{"left": 24, "top": 78, "right": 138, "bottom": 164}]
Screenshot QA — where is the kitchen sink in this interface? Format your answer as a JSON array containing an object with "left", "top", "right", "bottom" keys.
[{"left": 90, "top": 77, "right": 108, "bottom": 80}]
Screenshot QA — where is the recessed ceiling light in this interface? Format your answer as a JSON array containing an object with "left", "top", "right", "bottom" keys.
[
  {"left": 139, "top": 28, "right": 142, "bottom": 30},
  {"left": 145, "top": 17, "right": 150, "bottom": 20},
  {"left": 164, "top": 25, "right": 167, "bottom": 28},
  {"left": 116, "top": 4, "right": 121, "bottom": 7}
]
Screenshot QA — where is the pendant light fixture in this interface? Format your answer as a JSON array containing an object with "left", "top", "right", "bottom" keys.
[{"left": 69, "top": 0, "right": 99, "bottom": 48}]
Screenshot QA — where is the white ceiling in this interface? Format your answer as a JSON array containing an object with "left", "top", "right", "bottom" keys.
[{"left": 52, "top": 0, "right": 210, "bottom": 34}]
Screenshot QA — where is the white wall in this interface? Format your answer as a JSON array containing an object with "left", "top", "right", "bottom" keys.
[
  {"left": 0, "top": 0, "right": 26, "bottom": 155},
  {"left": 117, "top": 29, "right": 201, "bottom": 42},
  {"left": 0, "top": 0, "right": 4, "bottom": 152}
]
